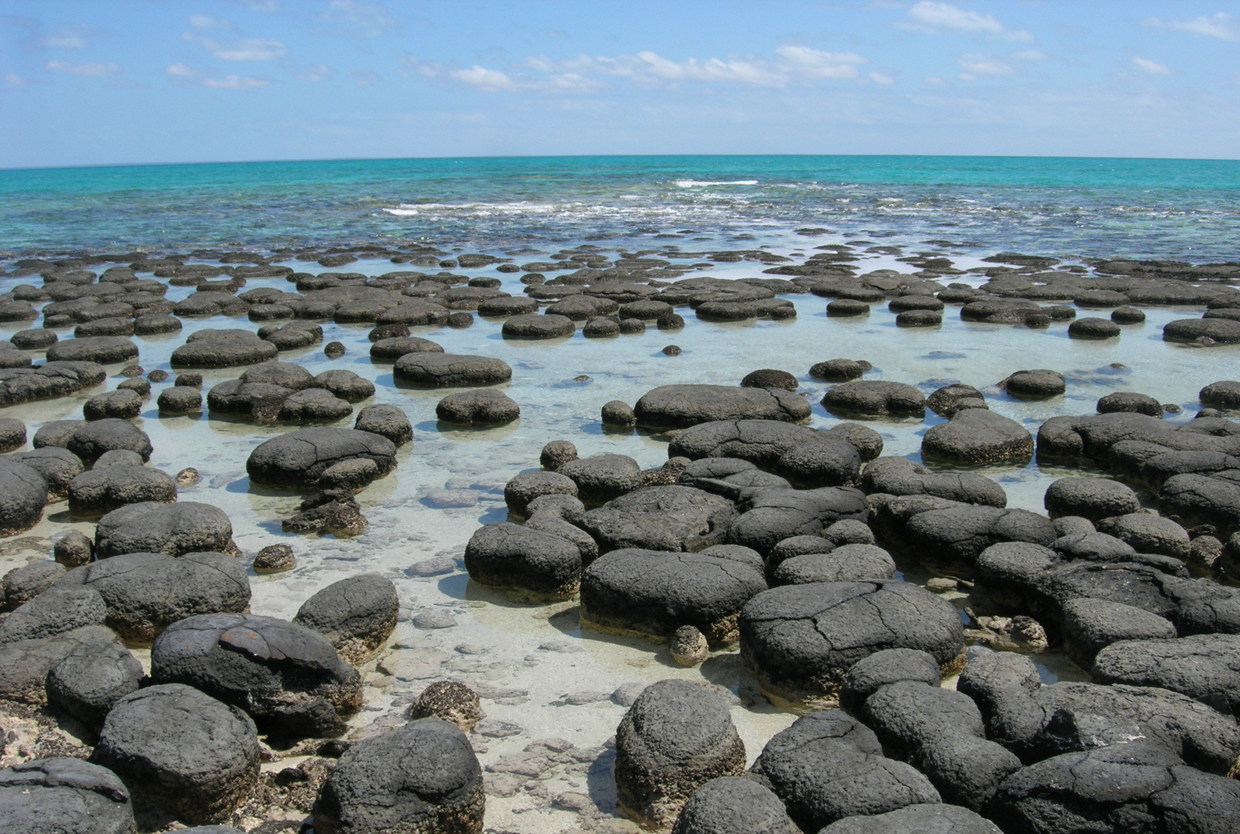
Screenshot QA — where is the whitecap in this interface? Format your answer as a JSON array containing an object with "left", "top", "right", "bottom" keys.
[{"left": 673, "top": 179, "right": 760, "bottom": 187}]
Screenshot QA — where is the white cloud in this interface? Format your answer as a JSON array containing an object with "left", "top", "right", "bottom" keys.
[
  {"left": 36, "top": 25, "right": 93, "bottom": 50},
  {"left": 231, "top": 0, "right": 281, "bottom": 11},
  {"left": 165, "top": 63, "right": 198, "bottom": 78},
  {"left": 450, "top": 65, "right": 520, "bottom": 92},
  {"left": 958, "top": 53, "right": 1012, "bottom": 77},
  {"left": 189, "top": 14, "right": 232, "bottom": 31},
  {"left": 46, "top": 60, "right": 121, "bottom": 77},
  {"left": 1148, "top": 12, "right": 1240, "bottom": 41},
  {"left": 869, "top": 72, "right": 895, "bottom": 85},
  {"left": 3, "top": 73, "right": 27, "bottom": 86},
  {"left": 902, "top": 1, "right": 1031, "bottom": 41},
  {"left": 184, "top": 32, "right": 286, "bottom": 61},
  {"left": 1132, "top": 57, "right": 1171, "bottom": 75},
  {"left": 775, "top": 46, "right": 865, "bottom": 79},
  {"left": 202, "top": 74, "right": 269, "bottom": 89},
  {"left": 1012, "top": 50, "right": 1047, "bottom": 63}
]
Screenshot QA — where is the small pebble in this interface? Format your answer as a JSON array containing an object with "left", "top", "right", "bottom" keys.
[
  {"left": 254, "top": 543, "right": 295, "bottom": 574},
  {"left": 413, "top": 610, "right": 456, "bottom": 629},
  {"left": 175, "top": 467, "right": 200, "bottom": 486}
]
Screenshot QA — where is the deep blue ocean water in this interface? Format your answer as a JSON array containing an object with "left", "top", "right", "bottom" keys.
[{"left": 1, "top": 155, "right": 1237, "bottom": 262}]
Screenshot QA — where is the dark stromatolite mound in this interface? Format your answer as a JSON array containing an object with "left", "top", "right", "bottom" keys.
[
  {"left": 45, "top": 639, "right": 144, "bottom": 730},
  {"left": 353, "top": 403, "right": 413, "bottom": 446},
  {"left": 861, "top": 456, "right": 1007, "bottom": 506},
  {"left": 1068, "top": 316, "right": 1121, "bottom": 339},
  {"left": 393, "top": 352, "right": 512, "bottom": 386},
  {"left": 839, "top": 647, "right": 942, "bottom": 715},
  {"left": 313, "top": 718, "right": 484, "bottom": 834},
  {"left": 1059, "top": 598, "right": 1177, "bottom": 669},
  {"left": 1200, "top": 380, "right": 1240, "bottom": 410},
  {"left": 45, "top": 336, "right": 139, "bottom": 365},
  {"left": 971, "top": 539, "right": 1240, "bottom": 637},
  {"left": 170, "top": 328, "right": 279, "bottom": 368},
  {"left": 1097, "top": 390, "right": 1163, "bottom": 416},
  {"left": 921, "top": 408, "right": 1034, "bottom": 465},
  {"left": 82, "top": 388, "right": 143, "bottom": 420},
  {"left": 503, "top": 470, "right": 578, "bottom": 517},
  {"left": 926, "top": 382, "right": 988, "bottom": 418},
  {"left": 90, "top": 683, "right": 259, "bottom": 824},
  {"left": 575, "top": 485, "right": 737, "bottom": 554},
  {"left": 150, "top": 612, "right": 363, "bottom": 739},
  {"left": 501, "top": 312, "right": 575, "bottom": 339},
  {"left": 436, "top": 388, "right": 520, "bottom": 425},
  {"left": 57, "top": 418, "right": 152, "bottom": 465},
  {"left": 0, "top": 361, "right": 107, "bottom": 406},
  {"left": 822, "top": 380, "right": 926, "bottom": 419},
  {"left": 671, "top": 777, "right": 799, "bottom": 834},
  {"left": 1042, "top": 475, "right": 1141, "bottom": 521},
  {"left": 0, "top": 757, "right": 136, "bottom": 834},
  {"left": 957, "top": 648, "right": 1240, "bottom": 774},
  {"left": 464, "top": 521, "right": 583, "bottom": 599},
  {"left": 1000, "top": 368, "right": 1066, "bottom": 399},
  {"left": 67, "top": 464, "right": 177, "bottom": 518},
  {"left": 809, "top": 358, "right": 871, "bottom": 382},
  {"left": 0, "top": 416, "right": 26, "bottom": 452},
  {"left": 860, "top": 680, "right": 1023, "bottom": 811},
  {"left": 58, "top": 551, "right": 250, "bottom": 644},
  {"left": 1163, "top": 316, "right": 1240, "bottom": 344},
  {"left": 633, "top": 384, "right": 811, "bottom": 430},
  {"left": 770, "top": 543, "right": 896, "bottom": 585},
  {"left": 740, "top": 581, "right": 965, "bottom": 709},
  {"left": 580, "top": 548, "right": 767, "bottom": 644},
  {"left": 277, "top": 387, "right": 354, "bottom": 423},
  {"left": 989, "top": 742, "right": 1240, "bottom": 834},
  {"left": 1096, "top": 512, "right": 1190, "bottom": 560},
  {"left": 557, "top": 453, "right": 644, "bottom": 505},
  {"left": 0, "top": 458, "right": 48, "bottom": 536},
  {"left": 1092, "top": 633, "right": 1240, "bottom": 714},
  {"left": 94, "top": 500, "right": 234, "bottom": 557},
  {"left": 817, "top": 804, "right": 1001, "bottom": 834},
  {"left": 750, "top": 710, "right": 941, "bottom": 831},
  {"left": 0, "top": 623, "right": 120, "bottom": 704},
  {"left": 293, "top": 573, "right": 399, "bottom": 665},
  {"left": 615, "top": 679, "right": 745, "bottom": 829},
  {"left": 727, "top": 485, "right": 869, "bottom": 555},
  {"left": 877, "top": 500, "right": 1058, "bottom": 578},
  {"left": 246, "top": 427, "right": 397, "bottom": 489},
  {"left": 368, "top": 335, "right": 445, "bottom": 361}
]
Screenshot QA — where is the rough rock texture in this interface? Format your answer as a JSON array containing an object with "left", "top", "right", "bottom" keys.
[
  {"left": 817, "top": 804, "right": 1001, "bottom": 833},
  {"left": 0, "top": 624, "right": 120, "bottom": 705},
  {"left": 750, "top": 710, "right": 941, "bottom": 831},
  {"left": 671, "top": 777, "right": 799, "bottom": 834},
  {"left": 633, "top": 384, "right": 811, "bottom": 429},
  {"left": 0, "top": 585, "right": 105, "bottom": 643},
  {"left": 313, "top": 718, "right": 484, "bottom": 834},
  {"left": 576, "top": 485, "right": 737, "bottom": 554},
  {"left": 615, "top": 680, "right": 745, "bottom": 829},
  {"left": 921, "top": 409, "right": 1034, "bottom": 465},
  {"left": 0, "top": 458, "right": 48, "bottom": 536},
  {"left": 990, "top": 742, "right": 1240, "bottom": 834},
  {"left": 1043, "top": 476, "right": 1142, "bottom": 521},
  {"left": 1060, "top": 598, "right": 1178, "bottom": 669},
  {"left": 581, "top": 548, "right": 767, "bottom": 645},
  {"left": 393, "top": 352, "right": 512, "bottom": 386},
  {"left": 353, "top": 403, "right": 413, "bottom": 446},
  {"left": 727, "top": 486, "right": 869, "bottom": 556},
  {"left": 90, "top": 683, "right": 259, "bottom": 824},
  {"left": 45, "top": 640, "right": 144, "bottom": 730},
  {"left": 406, "top": 680, "right": 483, "bottom": 733},
  {"left": 67, "top": 464, "right": 177, "bottom": 518},
  {"left": 436, "top": 388, "right": 520, "bottom": 425},
  {"left": 150, "top": 612, "right": 363, "bottom": 739},
  {"left": 1092, "top": 633, "right": 1240, "bottom": 714},
  {"left": 822, "top": 380, "right": 926, "bottom": 419},
  {"left": 293, "top": 573, "right": 399, "bottom": 664},
  {"left": 60, "top": 550, "right": 250, "bottom": 644},
  {"left": 246, "top": 427, "right": 397, "bottom": 490},
  {"left": 93, "top": 501, "right": 234, "bottom": 558},
  {"left": 958, "top": 649, "right": 1240, "bottom": 775},
  {"left": 464, "top": 521, "right": 583, "bottom": 600},
  {"left": 740, "top": 581, "right": 965, "bottom": 709},
  {"left": 0, "top": 361, "right": 107, "bottom": 407},
  {"left": 861, "top": 456, "right": 1007, "bottom": 506},
  {"left": 0, "top": 757, "right": 136, "bottom": 834}
]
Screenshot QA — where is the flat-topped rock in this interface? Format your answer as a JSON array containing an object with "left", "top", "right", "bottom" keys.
[
  {"left": 246, "top": 427, "right": 397, "bottom": 490},
  {"left": 633, "top": 384, "right": 811, "bottom": 430}
]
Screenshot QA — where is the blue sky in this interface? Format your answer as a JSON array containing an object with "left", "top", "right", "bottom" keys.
[{"left": 2, "top": 1, "right": 1238, "bottom": 168}]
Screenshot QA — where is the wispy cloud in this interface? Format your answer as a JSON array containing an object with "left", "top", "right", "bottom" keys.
[
  {"left": 1147, "top": 12, "right": 1240, "bottom": 41},
  {"left": 201, "top": 74, "right": 270, "bottom": 89},
  {"left": 3, "top": 72, "right": 28, "bottom": 86},
  {"left": 323, "top": 0, "right": 395, "bottom": 38},
  {"left": 1132, "top": 57, "right": 1171, "bottom": 75},
  {"left": 46, "top": 60, "right": 121, "bottom": 77},
  {"left": 34, "top": 24, "right": 98, "bottom": 50},
  {"left": 165, "top": 63, "right": 198, "bottom": 78},
  {"left": 183, "top": 15, "right": 286, "bottom": 61},
  {"left": 901, "top": 1, "right": 1032, "bottom": 41},
  {"left": 955, "top": 49, "right": 1044, "bottom": 82},
  {"left": 423, "top": 46, "right": 870, "bottom": 93},
  {"left": 229, "top": 0, "right": 281, "bottom": 11}
]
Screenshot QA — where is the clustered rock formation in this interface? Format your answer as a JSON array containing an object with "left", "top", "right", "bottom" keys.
[{"left": 3, "top": 242, "right": 1240, "bottom": 832}]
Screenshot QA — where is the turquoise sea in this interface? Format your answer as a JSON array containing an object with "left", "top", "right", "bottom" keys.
[{"left": 2, "top": 154, "right": 1239, "bottom": 261}]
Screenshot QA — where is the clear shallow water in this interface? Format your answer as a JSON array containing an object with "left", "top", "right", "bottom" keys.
[{"left": 2, "top": 155, "right": 1239, "bottom": 830}]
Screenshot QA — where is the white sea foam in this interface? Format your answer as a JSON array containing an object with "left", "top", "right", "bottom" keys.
[{"left": 673, "top": 179, "right": 760, "bottom": 187}]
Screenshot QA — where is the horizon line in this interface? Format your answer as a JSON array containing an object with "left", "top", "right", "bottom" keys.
[{"left": 4, "top": 150, "right": 1240, "bottom": 174}]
